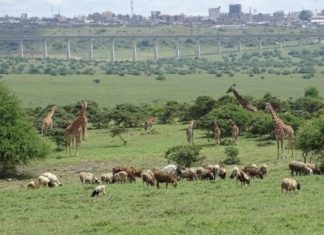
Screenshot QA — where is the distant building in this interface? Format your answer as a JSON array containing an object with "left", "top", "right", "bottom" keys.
[
  {"left": 20, "top": 13, "right": 28, "bottom": 19},
  {"left": 229, "top": 4, "right": 242, "bottom": 15},
  {"left": 151, "top": 11, "right": 161, "bottom": 20},
  {"left": 208, "top": 7, "right": 221, "bottom": 21},
  {"left": 273, "top": 11, "right": 285, "bottom": 18},
  {"left": 311, "top": 15, "right": 324, "bottom": 25}
]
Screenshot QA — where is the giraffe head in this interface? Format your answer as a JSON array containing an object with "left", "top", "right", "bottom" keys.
[
  {"left": 52, "top": 105, "right": 58, "bottom": 111},
  {"left": 80, "top": 101, "right": 87, "bottom": 112},
  {"left": 228, "top": 119, "right": 235, "bottom": 126},
  {"left": 226, "top": 84, "right": 236, "bottom": 94},
  {"left": 265, "top": 102, "right": 272, "bottom": 111}
]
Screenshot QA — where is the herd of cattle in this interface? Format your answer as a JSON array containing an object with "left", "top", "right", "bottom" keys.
[{"left": 26, "top": 160, "right": 321, "bottom": 197}]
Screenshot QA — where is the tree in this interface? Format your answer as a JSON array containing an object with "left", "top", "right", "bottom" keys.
[
  {"left": 111, "top": 126, "right": 128, "bottom": 146},
  {"left": 295, "top": 116, "right": 324, "bottom": 163},
  {"left": 304, "top": 87, "right": 319, "bottom": 98},
  {"left": 223, "top": 146, "right": 240, "bottom": 165},
  {"left": 0, "top": 84, "right": 50, "bottom": 174},
  {"left": 188, "top": 96, "right": 217, "bottom": 120},
  {"left": 299, "top": 10, "right": 313, "bottom": 21},
  {"left": 165, "top": 145, "right": 204, "bottom": 168}
]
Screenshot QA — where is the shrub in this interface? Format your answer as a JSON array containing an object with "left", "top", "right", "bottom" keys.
[
  {"left": 304, "top": 87, "right": 319, "bottom": 98},
  {"left": 223, "top": 146, "right": 240, "bottom": 165},
  {"left": 165, "top": 145, "right": 204, "bottom": 168}
]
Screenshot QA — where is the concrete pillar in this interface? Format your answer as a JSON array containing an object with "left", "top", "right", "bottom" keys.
[
  {"left": 239, "top": 39, "right": 242, "bottom": 52},
  {"left": 43, "top": 39, "right": 48, "bottom": 58},
  {"left": 153, "top": 41, "right": 159, "bottom": 61},
  {"left": 19, "top": 39, "right": 24, "bottom": 58},
  {"left": 195, "top": 40, "right": 201, "bottom": 58},
  {"left": 218, "top": 40, "right": 222, "bottom": 56},
  {"left": 175, "top": 41, "right": 180, "bottom": 59},
  {"left": 111, "top": 40, "right": 116, "bottom": 62},
  {"left": 132, "top": 40, "right": 137, "bottom": 62},
  {"left": 259, "top": 39, "right": 263, "bottom": 53},
  {"left": 89, "top": 38, "right": 94, "bottom": 60},
  {"left": 298, "top": 37, "right": 302, "bottom": 46},
  {"left": 66, "top": 39, "right": 71, "bottom": 59},
  {"left": 279, "top": 39, "right": 283, "bottom": 48}
]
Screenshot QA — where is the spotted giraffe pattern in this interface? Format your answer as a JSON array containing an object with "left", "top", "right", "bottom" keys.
[
  {"left": 226, "top": 85, "right": 258, "bottom": 112},
  {"left": 41, "top": 106, "right": 57, "bottom": 135},
  {"left": 229, "top": 119, "right": 239, "bottom": 144}
]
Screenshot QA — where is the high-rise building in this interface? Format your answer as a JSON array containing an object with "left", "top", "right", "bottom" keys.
[
  {"left": 209, "top": 7, "right": 221, "bottom": 21},
  {"left": 229, "top": 4, "right": 242, "bottom": 15}
]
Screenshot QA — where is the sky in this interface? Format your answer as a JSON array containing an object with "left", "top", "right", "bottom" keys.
[{"left": 0, "top": 0, "right": 323, "bottom": 17}]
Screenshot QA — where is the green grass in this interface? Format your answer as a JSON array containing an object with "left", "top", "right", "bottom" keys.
[
  {"left": 2, "top": 72, "right": 324, "bottom": 108},
  {"left": 1, "top": 124, "right": 324, "bottom": 235}
]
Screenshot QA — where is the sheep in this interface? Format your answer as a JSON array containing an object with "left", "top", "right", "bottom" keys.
[
  {"left": 101, "top": 173, "right": 113, "bottom": 184},
  {"left": 205, "top": 164, "right": 220, "bottom": 179},
  {"left": 38, "top": 175, "right": 50, "bottom": 187},
  {"left": 48, "top": 181, "right": 60, "bottom": 188},
  {"left": 153, "top": 170, "right": 177, "bottom": 189},
  {"left": 236, "top": 171, "right": 250, "bottom": 186},
  {"left": 306, "top": 163, "right": 321, "bottom": 175},
  {"left": 142, "top": 170, "right": 156, "bottom": 186},
  {"left": 161, "top": 164, "right": 178, "bottom": 175},
  {"left": 219, "top": 166, "right": 226, "bottom": 180},
  {"left": 281, "top": 178, "right": 301, "bottom": 195},
  {"left": 259, "top": 164, "right": 268, "bottom": 177},
  {"left": 230, "top": 166, "right": 240, "bottom": 179},
  {"left": 112, "top": 171, "right": 128, "bottom": 184},
  {"left": 289, "top": 161, "right": 313, "bottom": 176},
  {"left": 242, "top": 165, "right": 263, "bottom": 179},
  {"left": 79, "top": 172, "right": 100, "bottom": 184},
  {"left": 199, "top": 168, "right": 214, "bottom": 180},
  {"left": 112, "top": 166, "right": 142, "bottom": 177},
  {"left": 27, "top": 180, "right": 37, "bottom": 189},
  {"left": 42, "top": 172, "right": 62, "bottom": 186},
  {"left": 179, "top": 169, "right": 197, "bottom": 181},
  {"left": 91, "top": 185, "right": 106, "bottom": 197}
]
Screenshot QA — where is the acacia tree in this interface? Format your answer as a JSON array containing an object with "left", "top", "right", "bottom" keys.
[
  {"left": 295, "top": 116, "right": 324, "bottom": 163},
  {"left": 0, "top": 84, "right": 50, "bottom": 174}
]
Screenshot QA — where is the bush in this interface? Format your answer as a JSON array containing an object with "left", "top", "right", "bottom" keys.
[
  {"left": 223, "top": 146, "right": 240, "bottom": 165},
  {"left": 165, "top": 145, "right": 204, "bottom": 168},
  {"left": 305, "top": 87, "right": 319, "bottom": 98}
]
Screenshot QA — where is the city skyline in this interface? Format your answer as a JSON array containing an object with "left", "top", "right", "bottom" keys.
[{"left": 0, "top": 0, "right": 322, "bottom": 17}]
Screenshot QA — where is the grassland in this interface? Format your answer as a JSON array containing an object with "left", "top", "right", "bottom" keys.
[
  {"left": 0, "top": 124, "right": 324, "bottom": 235},
  {"left": 1, "top": 72, "right": 324, "bottom": 108}
]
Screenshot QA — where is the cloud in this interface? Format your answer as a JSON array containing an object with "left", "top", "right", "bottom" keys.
[{"left": 46, "top": 0, "right": 64, "bottom": 5}]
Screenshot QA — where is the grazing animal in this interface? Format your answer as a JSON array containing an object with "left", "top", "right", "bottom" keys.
[
  {"left": 179, "top": 169, "right": 197, "bottom": 181},
  {"left": 236, "top": 171, "right": 250, "bottom": 186},
  {"left": 219, "top": 166, "right": 226, "bottom": 179},
  {"left": 91, "top": 185, "right": 106, "bottom": 197},
  {"left": 112, "top": 166, "right": 142, "bottom": 178},
  {"left": 306, "top": 163, "right": 320, "bottom": 175},
  {"left": 281, "top": 178, "right": 300, "bottom": 195},
  {"left": 230, "top": 166, "right": 240, "bottom": 179},
  {"left": 205, "top": 164, "right": 220, "bottom": 179},
  {"left": 242, "top": 165, "right": 263, "bottom": 179},
  {"left": 161, "top": 164, "right": 178, "bottom": 176},
  {"left": 42, "top": 172, "right": 62, "bottom": 186},
  {"left": 226, "top": 84, "right": 258, "bottom": 112},
  {"left": 153, "top": 170, "right": 177, "bottom": 189},
  {"left": 79, "top": 172, "right": 100, "bottom": 184},
  {"left": 27, "top": 180, "right": 37, "bottom": 189},
  {"left": 229, "top": 119, "right": 239, "bottom": 144},
  {"left": 265, "top": 102, "right": 294, "bottom": 159},
  {"left": 101, "top": 173, "right": 113, "bottom": 184},
  {"left": 212, "top": 121, "right": 221, "bottom": 145},
  {"left": 38, "top": 175, "right": 50, "bottom": 187},
  {"left": 259, "top": 164, "right": 268, "bottom": 177},
  {"left": 112, "top": 171, "right": 128, "bottom": 184},
  {"left": 41, "top": 105, "right": 57, "bottom": 135},
  {"left": 142, "top": 170, "right": 156, "bottom": 186},
  {"left": 186, "top": 120, "right": 195, "bottom": 145},
  {"left": 197, "top": 167, "right": 214, "bottom": 180},
  {"left": 289, "top": 161, "right": 313, "bottom": 176}
]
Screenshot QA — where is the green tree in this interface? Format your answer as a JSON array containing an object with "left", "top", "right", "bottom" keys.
[
  {"left": 188, "top": 96, "right": 217, "bottom": 120},
  {"left": 304, "top": 87, "right": 319, "bottom": 98},
  {"left": 165, "top": 145, "right": 204, "bottom": 168},
  {"left": 299, "top": 10, "right": 313, "bottom": 21},
  {"left": 0, "top": 84, "right": 50, "bottom": 174},
  {"left": 295, "top": 116, "right": 324, "bottom": 163},
  {"left": 111, "top": 126, "right": 128, "bottom": 146}
]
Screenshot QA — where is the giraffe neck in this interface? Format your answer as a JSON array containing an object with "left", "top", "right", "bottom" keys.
[
  {"left": 232, "top": 89, "right": 245, "bottom": 102},
  {"left": 268, "top": 106, "right": 283, "bottom": 127}
]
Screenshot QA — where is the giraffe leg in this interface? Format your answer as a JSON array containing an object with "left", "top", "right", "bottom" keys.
[
  {"left": 280, "top": 139, "right": 284, "bottom": 159},
  {"left": 276, "top": 140, "right": 280, "bottom": 159}
]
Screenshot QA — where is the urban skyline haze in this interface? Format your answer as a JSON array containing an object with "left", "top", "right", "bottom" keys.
[{"left": 0, "top": 0, "right": 322, "bottom": 17}]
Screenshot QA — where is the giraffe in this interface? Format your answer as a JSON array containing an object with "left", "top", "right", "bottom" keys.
[
  {"left": 265, "top": 102, "right": 294, "bottom": 159},
  {"left": 144, "top": 116, "right": 156, "bottom": 133},
  {"left": 226, "top": 84, "right": 258, "bottom": 112},
  {"left": 229, "top": 119, "right": 239, "bottom": 144},
  {"left": 80, "top": 101, "right": 88, "bottom": 140},
  {"left": 65, "top": 101, "right": 87, "bottom": 156},
  {"left": 186, "top": 120, "right": 195, "bottom": 145},
  {"left": 41, "top": 105, "right": 57, "bottom": 135},
  {"left": 212, "top": 120, "right": 221, "bottom": 145}
]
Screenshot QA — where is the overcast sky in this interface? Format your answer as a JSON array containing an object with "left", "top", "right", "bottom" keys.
[{"left": 0, "top": 0, "right": 322, "bottom": 17}]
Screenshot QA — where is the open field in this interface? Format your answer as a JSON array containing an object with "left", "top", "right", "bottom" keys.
[
  {"left": 0, "top": 124, "right": 324, "bottom": 235},
  {"left": 2, "top": 72, "right": 324, "bottom": 108}
]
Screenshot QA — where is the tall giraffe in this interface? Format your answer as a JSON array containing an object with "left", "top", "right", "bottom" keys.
[
  {"left": 212, "top": 120, "right": 221, "bottom": 145},
  {"left": 65, "top": 101, "right": 87, "bottom": 156},
  {"left": 226, "top": 84, "right": 258, "bottom": 112},
  {"left": 41, "top": 105, "right": 57, "bottom": 135},
  {"left": 80, "top": 101, "right": 88, "bottom": 140},
  {"left": 265, "top": 102, "right": 294, "bottom": 159},
  {"left": 229, "top": 119, "right": 239, "bottom": 144},
  {"left": 186, "top": 120, "right": 195, "bottom": 145},
  {"left": 144, "top": 116, "right": 156, "bottom": 133}
]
